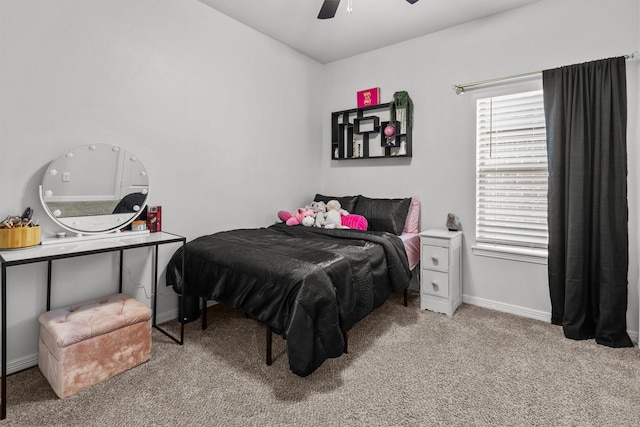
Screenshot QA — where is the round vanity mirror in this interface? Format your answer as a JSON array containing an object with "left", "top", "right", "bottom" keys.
[{"left": 39, "top": 144, "right": 150, "bottom": 235}]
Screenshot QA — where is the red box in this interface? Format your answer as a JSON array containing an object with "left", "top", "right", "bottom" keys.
[
  {"left": 147, "top": 206, "right": 162, "bottom": 232},
  {"left": 357, "top": 87, "right": 380, "bottom": 108}
]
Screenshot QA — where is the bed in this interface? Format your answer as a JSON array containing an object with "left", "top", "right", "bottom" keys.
[{"left": 165, "top": 194, "right": 420, "bottom": 376}]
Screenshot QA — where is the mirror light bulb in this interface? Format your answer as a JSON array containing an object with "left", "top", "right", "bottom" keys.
[
  {"left": 89, "top": 145, "right": 97, "bottom": 151},
  {"left": 65, "top": 152, "right": 74, "bottom": 158},
  {"left": 53, "top": 209, "right": 62, "bottom": 217},
  {"left": 49, "top": 169, "right": 58, "bottom": 176},
  {"left": 45, "top": 190, "right": 53, "bottom": 197}
]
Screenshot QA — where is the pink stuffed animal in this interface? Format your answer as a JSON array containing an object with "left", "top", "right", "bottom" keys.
[
  {"left": 278, "top": 210, "right": 292, "bottom": 222},
  {"left": 278, "top": 208, "right": 315, "bottom": 226},
  {"left": 341, "top": 214, "right": 368, "bottom": 231}
]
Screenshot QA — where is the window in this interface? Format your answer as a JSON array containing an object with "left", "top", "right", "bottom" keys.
[{"left": 475, "top": 90, "right": 548, "bottom": 256}]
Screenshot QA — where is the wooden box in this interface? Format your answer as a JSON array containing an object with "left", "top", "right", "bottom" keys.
[{"left": 0, "top": 226, "right": 41, "bottom": 249}]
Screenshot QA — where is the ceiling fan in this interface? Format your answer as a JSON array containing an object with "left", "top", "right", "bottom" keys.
[{"left": 318, "top": 0, "right": 419, "bottom": 20}]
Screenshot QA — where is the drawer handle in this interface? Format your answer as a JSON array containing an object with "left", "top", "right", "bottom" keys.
[
  {"left": 431, "top": 280, "right": 439, "bottom": 290},
  {"left": 431, "top": 255, "right": 439, "bottom": 264}
]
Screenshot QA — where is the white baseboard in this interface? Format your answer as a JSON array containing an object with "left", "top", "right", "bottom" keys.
[
  {"left": 8, "top": 352, "right": 39, "bottom": 375},
  {"left": 156, "top": 309, "right": 179, "bottom": 325},
  {"left": 462, "top": 294, "right": 551, "bottom": 323},
  {"left": 462, "top": 294, "right": 639, "bottom": 345},
  {"left": 155, "top": 299, "right": 218, "bottom": 325}
]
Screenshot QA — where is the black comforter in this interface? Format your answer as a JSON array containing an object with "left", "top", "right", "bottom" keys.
[{"left": 165, "top": 223, "right": 411, "bottom": 376}]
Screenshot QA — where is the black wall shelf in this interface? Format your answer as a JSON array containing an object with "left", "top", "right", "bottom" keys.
[{"left": 331, "top": 102, "right": 412, "bottom": 161}]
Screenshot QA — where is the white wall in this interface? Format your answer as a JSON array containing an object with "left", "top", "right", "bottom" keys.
[
  {"left": 0, "top": 0, "right": 323, "bottom": 371},
  {"left": 321, "top": 0, "right": 640, "bottom": 335}
]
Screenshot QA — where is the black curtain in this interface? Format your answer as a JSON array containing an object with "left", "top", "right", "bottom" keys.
[{"left": 543, "top": 57, "right": 632, "bottom": 348}]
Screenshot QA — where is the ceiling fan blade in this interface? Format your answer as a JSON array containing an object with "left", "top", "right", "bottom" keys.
[
  {"left": 406, "top": 0, "right": 419, "bottom": 4},
  {"left": 318, "top": 0, "right": 340, "bottom": 19}
]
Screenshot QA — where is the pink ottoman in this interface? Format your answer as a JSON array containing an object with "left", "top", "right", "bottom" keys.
[{"left": 38, "top": 293, "right": 151, "bottom": 398}]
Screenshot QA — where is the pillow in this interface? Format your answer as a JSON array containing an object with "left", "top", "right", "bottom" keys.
[
  {"left": 352, "top": 196, "right": 411, "bottom": 235},
  {"left": 403, "top": 195, "right": 420, "bottom": 234},
  {"left": 314, "top": 194, "right": 359, "bottom": 212}
]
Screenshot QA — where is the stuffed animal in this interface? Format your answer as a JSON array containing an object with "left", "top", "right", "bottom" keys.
[
  {"left": 304, "top": 201, "right": 328, "bottom": 228},
  {"left": 326, "top": 200, "right": 349, "bottom": 216},
  {"left": 322, "top": 199, "right": 349, "bottom": 229},
  {"left": 278, "top": 208, "right": 315, "bottom": 226},
  {"left": 278, "top": 210, "right": 291, "bottom": 222},
  {"left": 306, "top": 200, "right": 327, "bottom": 213},
  {"left": 278, "top": 199, "right": 367, "bottom": 230},
  {"left": 301, "top": 214, "right": 316, "bottom": 227},
  {"left": 314, "top": 212, "right": 326, "bottom": 228},
  {"left": 324, "top": 210, "right": 341, "bottom": 229},
  {"left": 341, "top": 214, "right": 368, "bottom": 231}
]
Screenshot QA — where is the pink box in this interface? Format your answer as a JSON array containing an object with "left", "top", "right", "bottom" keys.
[{"left": 357, "top": 87, "right": 380, "bottom": 108}]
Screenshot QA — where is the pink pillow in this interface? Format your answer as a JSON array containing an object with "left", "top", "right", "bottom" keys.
[
  {"left": 403, "top": 195, "right": 420, "bottom": 234},
  {"left": 341, "top": 214, "right": 368, "bottom": 231}
]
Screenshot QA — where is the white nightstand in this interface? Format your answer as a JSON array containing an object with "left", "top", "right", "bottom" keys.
[{"left": 419, "top": 229, "right": 463, "bottom": 316}]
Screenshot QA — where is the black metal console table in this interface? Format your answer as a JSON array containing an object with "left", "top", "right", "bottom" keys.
[{"left": 0, "top": 231, "right": 186, "bottom": 419}]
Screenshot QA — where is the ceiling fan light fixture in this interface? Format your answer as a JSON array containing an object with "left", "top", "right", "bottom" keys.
[
  {"left": 318, "top": 0, "right": 341, "bottom": 19},
  {"left": 318, "top": 0, "right": 418, "bottom": 20}
]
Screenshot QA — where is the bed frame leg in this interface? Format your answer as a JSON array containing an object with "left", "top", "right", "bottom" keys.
[
  {"left": 266, "top": 328, "right": 273, "bottom": 366},
  {"left": 343, "top": 332, "right": 348, "bottom": 354},
  {"left": 403, "top": 289, "right": 408, "bottom": 307},
  {"left": 201, "top": 297, "right": 208, "bottom": 330}
]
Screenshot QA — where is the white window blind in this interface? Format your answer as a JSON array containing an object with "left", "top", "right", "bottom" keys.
[{"left": 476, "top": 90, "right": 548, "bottom": 249}]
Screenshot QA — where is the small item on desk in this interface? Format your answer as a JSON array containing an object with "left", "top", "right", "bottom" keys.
[
  {"left": 21, "top": 207, "right": 33, "bottom": 222},
  {"left": 147, "top": 206, "right": 162, "bottom": 232},
  {"left": 1, "top": 207, "right": 37, "bottom": 229},
  {"left": 131, "top": 220, "right": 147, "bottom": 231},
  {"left": 0, "top": 207, "right": 41, "bottom": 249}
]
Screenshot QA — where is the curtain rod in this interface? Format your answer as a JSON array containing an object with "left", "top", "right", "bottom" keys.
[{"left": 452, "top": 51, "right": 639, "bottom": 95}]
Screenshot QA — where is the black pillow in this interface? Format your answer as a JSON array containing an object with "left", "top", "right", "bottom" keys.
[
  {"left": 314, "top": 194, "right": 359, "bottom": 212},
  {"left": 352, "top": 196, "right": 411, "bottom": 235}
]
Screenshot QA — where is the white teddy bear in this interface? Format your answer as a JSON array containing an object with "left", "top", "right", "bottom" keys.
[
  {"left": 305, "top": 201, "right": 327, "bottom": 228},
  {"left": 323, "top": 200, "right": 349, "bottom": 229}
]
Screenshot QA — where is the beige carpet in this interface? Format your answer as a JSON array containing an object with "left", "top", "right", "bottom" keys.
[{"left": 5, "top": 292, "right": 640, "bottom": 426}]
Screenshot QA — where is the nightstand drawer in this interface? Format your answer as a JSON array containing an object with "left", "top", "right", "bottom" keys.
[
  {"left": 421, "top": 269, "right": 449, "bottom": 298},
  {"left": 421, "top": 245, "right": 449, "bottom": 271}
]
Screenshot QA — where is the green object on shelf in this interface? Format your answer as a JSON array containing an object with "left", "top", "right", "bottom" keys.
[{"left": 390, "top": 91, "right": 414, "bottom": 128}]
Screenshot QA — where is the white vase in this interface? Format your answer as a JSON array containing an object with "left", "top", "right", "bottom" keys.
[{"left": 398, "top": 141, "right": 407, "bottom": 156}]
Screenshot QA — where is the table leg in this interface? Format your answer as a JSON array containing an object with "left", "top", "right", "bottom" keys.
[
  {"left": 152, "top": 245, "right": 158, "bottom": 327},
  {"left": 151, "top": 243, "right": 184, "bottom": 345},
  {"left": 2, "top": 264, "right": 7, "bottom": 420},
  {"left": 266, "top": 328, "right": 272, "bottom": 366},
  {"left": 118, "top": 249, "right": 124, "bottom": 293},
  {"left": 47, "top": 261, "right": 52, "bottom": 311}
]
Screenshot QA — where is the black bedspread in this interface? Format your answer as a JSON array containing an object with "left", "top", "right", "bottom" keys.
[{"left": 165, "top": 223, "right": 411, "bottom": 376}]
